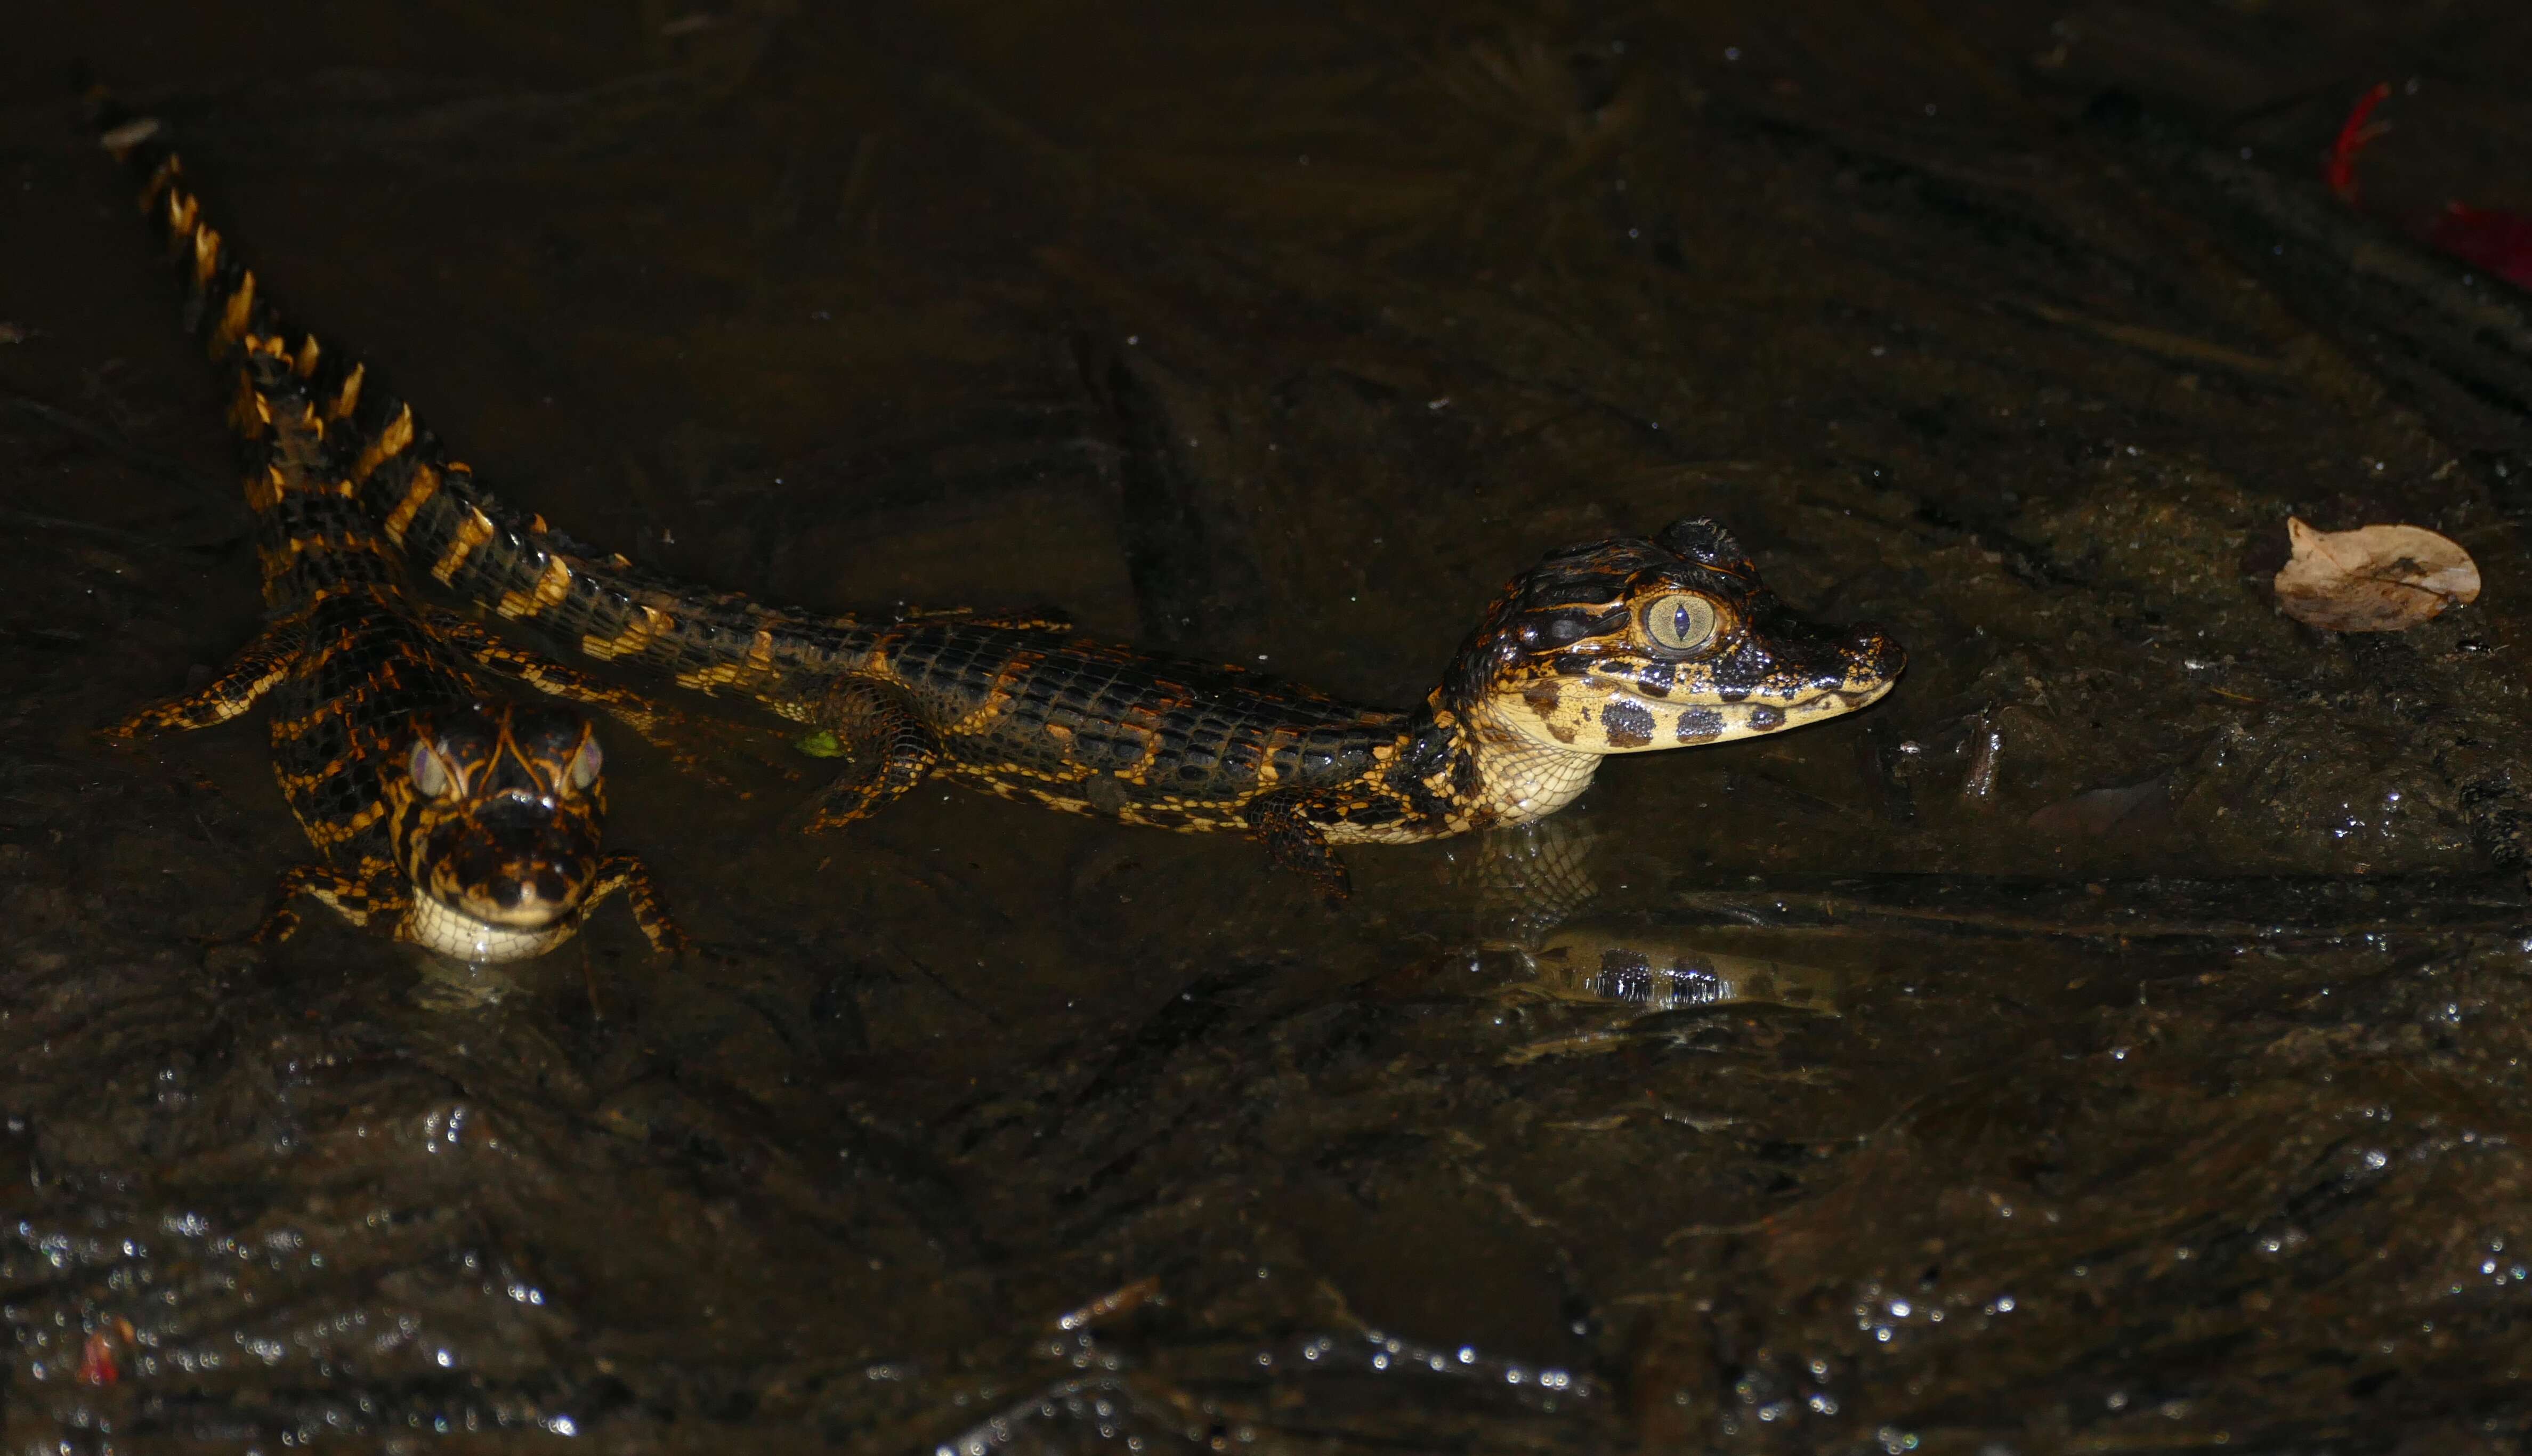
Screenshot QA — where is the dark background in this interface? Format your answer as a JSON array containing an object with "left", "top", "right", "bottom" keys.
[{"left": 6, "top": 2, "right": 2532, "bottom": 1451}]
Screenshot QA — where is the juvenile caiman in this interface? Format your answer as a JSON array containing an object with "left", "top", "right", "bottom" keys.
[
  {"left": 95, "top": 102, "right": 684, "bottom": 959},
  {"left": 371, "top": 477, "right": 1903, "bottom": 897},
  {"left": 100, "top": 110, "right": 1905, "bottom": 899}
]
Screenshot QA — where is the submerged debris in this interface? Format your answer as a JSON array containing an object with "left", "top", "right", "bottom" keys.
[{"left": 2271, "top": 516, "right": 2479, "bottom": 632}]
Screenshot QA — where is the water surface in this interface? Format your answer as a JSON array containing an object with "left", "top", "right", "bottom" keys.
[{"left": 6, "top": 2, "right": 2532, "bottom": 1450}]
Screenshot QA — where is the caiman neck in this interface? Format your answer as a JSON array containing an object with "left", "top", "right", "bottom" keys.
[{"left": 1410, "top": 691, "right": 1606, "bottom": 832}]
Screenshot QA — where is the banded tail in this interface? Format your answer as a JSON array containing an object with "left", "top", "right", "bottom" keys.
[{"left": 88, "top": 88, "right": 1006, "bottom": 707}]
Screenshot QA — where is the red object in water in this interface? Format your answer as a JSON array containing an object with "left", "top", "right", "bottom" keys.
[
  {"left": 2428, "top": 204, "right": 2532, "bottom": 286},
  {"left": 2324, "top": 82, "right": 2390, "bottom": 205},
  {"left": 2324, "top": 83, "right": 2532, "bottom": 289},
  {"left": 76, "top": 1330, "right": 119, "bottom": 1386}
]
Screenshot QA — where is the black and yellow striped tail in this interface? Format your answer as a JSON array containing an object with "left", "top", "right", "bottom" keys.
[{"left": 84, "top": 81, "right": 379, "bottom": 457}]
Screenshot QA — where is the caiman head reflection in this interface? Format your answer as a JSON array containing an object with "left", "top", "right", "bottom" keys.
[
  {"left": 1431, "top": 517, "right": 1904, "bottom": 828},
  {"left": 393, "top": 703, "right": 610, "bottom": 961}
]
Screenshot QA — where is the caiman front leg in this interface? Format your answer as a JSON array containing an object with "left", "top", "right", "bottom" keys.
[
  {"left": 582, "top": 853, "right": 688, "bottom": 952},
  {"left": 240, "top": 861, "right": 406, "bottom": 945},
  {"left": 1244, "top": 790, "right": 1354, "bottom": 903},
  {"left": 801, "top": 678, "right": 941, "bottom": 832},
  {"left": 421, "top": 605, "right": 791, "bottom": 791},
  {"left": 420, "top": 605, "right": 692, "bottom": 731},
  {"left": 104, "top": 611, "right": 308, "bottom": 740},
  {"left": 253, "top": 858, "right": 683, "bottom": 955}
]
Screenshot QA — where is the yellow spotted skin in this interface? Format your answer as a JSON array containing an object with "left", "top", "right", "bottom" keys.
[
  {"left": 94, "top": 105, "right": 1904, "bottom": 901},
  {"left": 94, "top": 98, "right": 684, "bottom": 959}
]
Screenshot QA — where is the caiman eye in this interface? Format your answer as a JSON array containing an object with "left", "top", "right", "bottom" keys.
[
  {"left": 565, "top": 735, "right": 604, "bottom": 791},
  {"left": 1643, "top": 593, "right": 1721, "bottom": 653},
  {"left": 407, "top": 740, "right": 458, "bottom": 798}
]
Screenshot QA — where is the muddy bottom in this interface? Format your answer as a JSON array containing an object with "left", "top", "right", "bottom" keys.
[{"left": 6, "top": 2, "right": 2532, "bottom": 1451}]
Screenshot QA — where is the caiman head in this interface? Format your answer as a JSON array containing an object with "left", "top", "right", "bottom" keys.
[
  {"left": 1439, "top": 518, "right": 1902, "bottom": 819},
  {"left": 393, "top": 703, "right": 610, "bottom": 962}
]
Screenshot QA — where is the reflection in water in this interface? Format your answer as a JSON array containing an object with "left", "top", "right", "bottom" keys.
[
  {"left": 1436, "top": 819, "right": 1850, "bottom": 1030},
  {"left": 1525, "top": 926, "right": 1843, "bottom": 1016}
]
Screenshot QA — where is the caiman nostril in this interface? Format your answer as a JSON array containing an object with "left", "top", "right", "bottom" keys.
[
  {"left": 535, "top": 870, "right": 569, "bottom": 904},
  {"left": 493, "top": 879, "right": 524, "bottom": 910},
  {"left": 1851, "top": 628, "right": 1907, "bottom": 681}
]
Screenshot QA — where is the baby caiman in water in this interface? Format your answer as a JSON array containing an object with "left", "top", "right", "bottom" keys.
[
  {"left": 94, "top": 98, "right": 683, "bottom": 958},
  {"left": 92, "top": 100, "right": 1905, "bottom": 899}
]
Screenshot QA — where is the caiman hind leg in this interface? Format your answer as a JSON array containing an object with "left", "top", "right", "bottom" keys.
[
  {"left": 104, "top": 612, "right": 308, "bottom": 741},
  {"left": 583, "top": 853, "right": 688, "bottom": 952},
  {"left": 1244, "top": 790, "right": 1354, "bottom": 903},
  {"left": 802, "top": 678, "right": 941, "bottom": 832}
]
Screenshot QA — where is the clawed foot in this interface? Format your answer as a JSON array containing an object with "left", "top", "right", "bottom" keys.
[{"left": 1244, "top": 792, "right": 1354, "bottom": 903}]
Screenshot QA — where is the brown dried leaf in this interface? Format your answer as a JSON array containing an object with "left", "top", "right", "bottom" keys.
[{"left": 2271, "top": 517, "right": 2479, "bottom": 632}]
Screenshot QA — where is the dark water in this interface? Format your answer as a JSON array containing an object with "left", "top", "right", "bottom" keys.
[{"left": 7, "top": 2, "right": 2532, "bottom": 1450}]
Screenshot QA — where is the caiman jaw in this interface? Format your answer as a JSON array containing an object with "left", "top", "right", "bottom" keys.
[{"left": 399, "top": 704, "right": 608, "bottom": 961}]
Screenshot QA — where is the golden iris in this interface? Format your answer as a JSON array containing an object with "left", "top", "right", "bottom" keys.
[
  {"left": 1643, "top": 593, "right": 1721, "bottom": 653},
  {"left": 408, "top": 739, "right": 458, "bottom": 798},
  {"left": 565, "top": 736, "right": 604, "bottom": 790}
]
